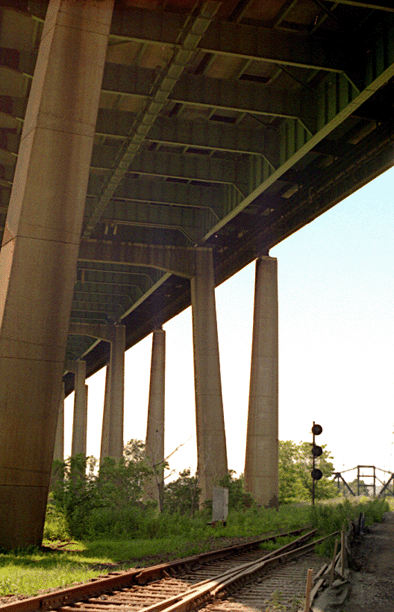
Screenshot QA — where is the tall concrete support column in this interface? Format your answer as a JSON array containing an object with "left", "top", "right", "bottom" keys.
[
  {"left": 100, "top": 325, "right": 125, "bottom": 461},
  {"left": 145, "top": 328, "right": 166, "bottom": 507},
  {"left": 100, "top": 364, "right": 111, "bottom": 463},
  {"left": 67, "top": 361, "right": 88, "bottom": 457},
  {"left": 0, "top": 0, "right": 114, "bottom": 549},
  {"left": 244, "top": 256, "right": 279, "bottom": 508},
  {"left": 53, "top": 383, "right": 65, "bottom": 464},
  {"left": 191, "top": 248, "right": 228, "bottom": 503},
  {"left": 50, "top": 382, "right": 65, "bottom": 491}
]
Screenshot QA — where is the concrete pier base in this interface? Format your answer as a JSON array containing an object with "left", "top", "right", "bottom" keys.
[
  {"left": 244, "top": 256, "right": 279, "bottom": 507},
  {"left": 145, "top": 329, "right": 166, "bottom": 508},
  {"left": 0, "top": 0, "right": 114, "bottom": 549},
  {"left": 191, "top": 248, "right": 228, "bottom": 504}
]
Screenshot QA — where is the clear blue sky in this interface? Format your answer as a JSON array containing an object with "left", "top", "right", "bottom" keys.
[{"left": 65, "top": 166, "right": 394, "bottom": 479}]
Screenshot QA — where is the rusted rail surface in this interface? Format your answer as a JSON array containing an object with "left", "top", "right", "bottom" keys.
[{"left": 0, "top": 527, "right": 337, "bottom": 612}]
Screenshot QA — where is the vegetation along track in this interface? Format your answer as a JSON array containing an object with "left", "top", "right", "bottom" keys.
[{"left": 0, "top": 528, "right": 337, "bottom": 612}]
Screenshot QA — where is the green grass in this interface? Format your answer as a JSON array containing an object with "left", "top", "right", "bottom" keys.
[{"left": 0, "top": 498, "right": 390, "bottom": 597}]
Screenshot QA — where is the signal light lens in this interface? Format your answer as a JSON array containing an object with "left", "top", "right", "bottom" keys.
[
  {"left": 312, "top": 424, "right": 323, "bottom": 435},
  {"left": 311, "top": 468, "right": 323, "bottom": 480}
]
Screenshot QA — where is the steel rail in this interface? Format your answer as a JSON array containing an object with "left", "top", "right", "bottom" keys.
[
  {"left": 0, "top": 527, "right": 310, "bottom": 612},
  {"left": 137, "top": 530, "right": 340, "bottom": 612}
]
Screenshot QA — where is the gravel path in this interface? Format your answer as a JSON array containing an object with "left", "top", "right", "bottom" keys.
[{"left": 344, "top": 511, "right": 394, "bottom": 612}]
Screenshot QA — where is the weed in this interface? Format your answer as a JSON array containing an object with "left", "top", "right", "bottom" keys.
[{"left": 264, "top": 590, "right": 287, "bottom": 611}]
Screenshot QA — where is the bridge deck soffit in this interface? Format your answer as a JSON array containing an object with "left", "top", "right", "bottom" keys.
[{"left": 1, "top": 0, "right": 394, "bottom": 374}]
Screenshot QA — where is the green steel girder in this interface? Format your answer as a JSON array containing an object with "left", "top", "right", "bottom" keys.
[
  {"left": 110, "top": 6, "right": 349, "bottom": 72},
  {"left": 87, "top": 175, "right": 228, "bottom": 215},
  {"left": 0, "top": 46, "right": 36, "bottom": 76},
  {"left": 76, "top": 271, "right": 155, "bottom": 293},
  {"left": 73, "top": 291, "right": 134, "bottom": 309},
  {"left": 0, "top": 136, "right": 19, "bottom": 165},
  {"left": 74, "top": 281, "right": 143, "bottom": 299},
  {"left": 0, "top": 64, "right": 26, "bottom": 98},
  {"left": 202, "top": 18, "right": 394, "bottom": 240},
  {"left": 84, "top": 2, "right": 221, "bottom": 239},
  {"left": 101, "top": 63, "right": 155, "bottom": 99},
  {"left": 72, "top": 302, "right": 123, "bottom": 318},
  {"left": 110, "top": 8, "right": 189, "bottom": 46},
  {"left": 90, "top": 146, "right": 250, "bottom": 190},
  {"left": 69, "top": 313, "right": 112, "bottom": 325},
  {"left": 101, "top": 200, "right": 216, "bottom": 244},
  {"left": 95, "top": 110, "right": 274, "bottom": 157},
  {"left": 101, "top": 64, "right": 313, "bottom": 121},
  {"left": 199, "top": 20, "right": 348, "bottom": 72},
  {"left": 79, "top": 240, "right": 197, "bottom": 278},
  {"left": 0, "top": 101, "right": 26, "bottom": 126},
  {"left": 172, "top": 74, "right": 311, "bottom": 121},
  {"left": 76, "top": 266, "right": 161, "bottom": 287},
  {"left": 225, "top": 118, "right": 394, "bottom": 261},
  {"left": 327, "top": 0, "right": 394, "bottom": 10},
  {"left": 0, "top": 187, "right": 10, "bottom": 207}
]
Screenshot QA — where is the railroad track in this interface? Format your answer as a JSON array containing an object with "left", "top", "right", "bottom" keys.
[{"left": 0, "top": 528, "right": 337, "bottom": 612}]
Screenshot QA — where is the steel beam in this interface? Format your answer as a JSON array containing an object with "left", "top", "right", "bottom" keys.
[
  {"left": 203, "top": 20, "right": 394, "bottom": 240},
  {"left": 74, "top": 281, "right": 142, "bottom": 298},
  {"left": 91, "top": 147, "right": 249, "bottom": 190},
  {"left": 73, "top": 291, "right": 134, "bottom": 309},
  {"left": 328, "top": 0, "right": 394, "bottom": 10},
  {"left": 79, "top": 240, "right": 197, "bottom": 278},
  {"left": 101, "top": 64, "right": 311, "bottom": 121},
  {"left": 96, "top": 110, "right": 273, "bottom": 156},
  {"left": 84, "top": 2, "right": 221, "bottom": 238},
  {"left": 110, "top": 7, "right": 349, "bottom": 71},
  {"left": 87, "top": 175, "right": 227, "bottom": 214},
  {"left": 98, "top": 200, "right": 217, "bottom": 243},
  {"left": 76, "top": 267, "right": 160, "bottom": 290}
]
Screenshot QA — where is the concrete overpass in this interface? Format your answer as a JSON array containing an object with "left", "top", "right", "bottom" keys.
[{"left": 1, "top": 0, "right": 394, "bottom": 548}]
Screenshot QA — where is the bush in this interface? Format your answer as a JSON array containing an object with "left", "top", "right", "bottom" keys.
[
  {"left": 44, "top": 502, "right": 70, "bottom": 541},
  {"left": 217, "top": 471, "right": 255, "bottom": 510},
  {"left": 311, "top": 497, "right": 390, "bottom": 555},
  {"left": 163, "top": 470, "right": 201, "bottom": 515},
  {"left": 51, "top": 441, "right": 154, "bottom": 539}
]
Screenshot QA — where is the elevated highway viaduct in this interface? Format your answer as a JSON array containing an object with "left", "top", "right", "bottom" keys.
[{"left": 1, "top": 0, "right": 394, "bottom": 548}]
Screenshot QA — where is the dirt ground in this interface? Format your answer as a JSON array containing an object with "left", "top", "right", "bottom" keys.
[{"left": 343, "top": 511, "right": 394, "bottom": 612}]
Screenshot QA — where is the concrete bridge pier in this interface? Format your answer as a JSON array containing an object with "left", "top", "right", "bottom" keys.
[
  {"left": 54, "top": 382, "right": 65, "bottom": 464},
  {"left": 68, "top": 322, "right": 126, "bottom": 464},
  {"left": 244, "top": 256, "right": 279, "bottom": 507},
  {"left": 66, "top": 360, "right": 88, "bottom": 457},
  {"left": 50, "top": 383, "right": 65, "bottom": 491},
  {"left": 100, "top": 324, "right": 126, "bottom": 462},
  {"left": 191, "top": 248, "right": 228, "bottom": 503},
  {"left": 144, "top": 328, "right": 166, "bottom": 507},
  {"left": 0, "top": 0, "right": 114, "bottom": 549},
  {"left": 100, "top": 364, "right": 111, "bottom": 462}
]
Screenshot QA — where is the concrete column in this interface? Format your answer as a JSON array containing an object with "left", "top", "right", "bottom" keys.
[
  {"left": 0, "top": 0, "right": 114, "bottom": 549},
  {"left": 69, "top": 361, "right": 87, "bottom": 457},
  {"left": 191, "top": 248, "right": 227, "bottom": 503},
  {"left": 50, "top": 382, "right": 65, "bottom": 491},
  {"left": 100, "top": 364, "right": 111, "bottom": 462},
  {"left": 100, "top": 325, "right": 125, "bottom": 461},
  {"left": 53, "top": 382, "right": 65, "bottom": 464},
  {"left": 145, "top": 328, "right": 166, "bottom": 507},
  {"left": 244, "top": 256, "right": 279, "bottom": 507}
]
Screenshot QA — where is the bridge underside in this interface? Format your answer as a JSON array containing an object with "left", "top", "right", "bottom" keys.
[{"left": 1, "top": 0, "right": 394, "bottom": 389}]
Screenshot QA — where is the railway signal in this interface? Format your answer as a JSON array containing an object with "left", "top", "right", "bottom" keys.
[{"left": 311, "top": 422, "right": 323, "bottom": 504}]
